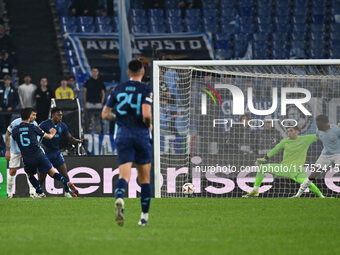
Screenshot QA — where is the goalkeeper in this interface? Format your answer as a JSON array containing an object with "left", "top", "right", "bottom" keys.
[{"left": 243, "top": 126, "right": 324, "bottom": 198}]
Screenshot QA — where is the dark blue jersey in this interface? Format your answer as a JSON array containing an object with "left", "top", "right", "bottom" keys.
[
  {"left": 106, "top": 80, "right": 152, "bottom": 136},
  {"left": 11, "top": 122, "right": 45, "bottom": 159},
  {"left": 40, "top": 119, "right": 70, "bottom": 154}
]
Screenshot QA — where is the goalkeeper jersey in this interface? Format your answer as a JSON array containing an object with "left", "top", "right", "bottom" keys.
[{"left": 267, "top": 134, "right": 317, "bottom": 168}]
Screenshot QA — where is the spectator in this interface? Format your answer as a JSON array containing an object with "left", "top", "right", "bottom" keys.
[
  {"left": 0, "top": 75, "right": 18, "bottom": 132},
  {"left": 67, "top": 75, "right": 80, "bottom": 98},
  {"left": 0, "top": 25, "right": 14, "bottom": 56},
  {"left": 313, "top": 80, "right": 333, "bottom": 100},
  {"left": 0, "top": 51, "right": 13, "bottom": 79},
  {"left": 35, "top": 78, "right": 53, "bottom": 124},
  {"left": 69, "top": 0, "right": 99, "bottom": 17},
  {"left": 83, "top": 67, "right": 105, "bottom": 133},
  {"left": 18, "top": 74, "right": 37, "bottom": 108},
  {"left": 55, "top": 77, "right": 74, "bottom": 99}
]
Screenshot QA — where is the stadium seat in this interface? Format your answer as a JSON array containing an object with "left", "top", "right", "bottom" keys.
[
  {"left": 185, "top": 9, "right": 201, "bottom": 18},
  {"left": 274, "top": 23, "right": 290, "bottom": 33},
  {"left": 253, "top": 48, "right": 269, "bottom": 59},
  {"left": 330, "top": 6, "right": 340, "bottom": 16},
  {"left": 166, "top": 16, "right": 182, "bottom": 25},
  {"left": 272, "top": 40, "right": 288, "bottom": 50},
  {"left": 276, "top": 0, "right": 291, "bottom": 8},
  {"left": 149, "top": 24, "right": 166, "bottom": 33},
  {"left": 167, "top": 23, "right": 184, "bottom": 33},
  {"left": 329, "top": 39, "right": 340, "bottom": 50},
  {"left": 294, "top": 0, "right": 309, "bottom": 9},
  {"left": 257, "top": 7, "right": 272, "bottom": 18},
  {"left": 291, "top": 40, "right": 306, "bottom": 49},
  {"left": 61, "top": 24, "right": 77, "bottom": 33},
  {"left": 203, "top": 16, "right": 218, "bottom": 26},
  {"left": 290, "top": 48, "right": 306, "bottom": 58},
  {"left": 95, "top": 16, "right": 112, "bottom": 25},
  {"left": 131, "top": 0, "right": 144, "bottom": 8},
  {"left": 215, "top": 49, "right": 232, "bottom": 59},
  {"left": 311, "top": 15, "right": 326, "bottom": 24},
  {"left": 220, "top": 7, "right": 236, "bottom": 21},
  {"left": 309, "top": 48, "right": 325, "bottom": 58},
  {"left": 312, "top": 5, "right": 327, "bottom": 15},
  {"left": 60, "top": 16, "right": 76, "bottom": 25},
  {"left": 185, "top": 16, "right": 200, "bottom": 25},
  {"left": 220, "top": 24, "right": 236, "bottom": 35},
  {"left": 132, "top": 16, "right": 147, "bottom": 25},
  {"left": 215, "top": 39, "right": 232, "bottom": 50},
  {"left": 309, "top": 31, "right": 325, "bottom": 41},
  {"left": 165, "top": 0, "right": 180, "bottom": 9},
  {"left": 132, "top": 24, "right": 148, "bottom": 33},
  {"left": 292, "top": 15, "right": 307, "bottom": 24},
  {"left": 185, "top": 23, "right": 202, "bottom": 32},
  {"left": 239, "top": 17, "right": 253, "bottom": 26},
  {"left": 330, "top": 23, "right": 340, "bottom": 33},
  {"left": 166, "top": 9, "right": 181, "bottom": 18},
  {"left": 78, "top": 16, "right": 93, "bottom": 25},
  {"left": 203, "top": 9, "right": 218, "bottom": 18},
  {"left": 257, "top": 16, "right": 272, "bottom": 25},
  {"left": 240, "top": 23, "right": 255, "bottom": 34},
  {"left": 257, "top": 0, "right": 272, "bottom": 9},
  {"left": 310, "top": 40, "right": 325, "bottom": 49},
  {"left": 292, "top": 23, "right": 308, "bottom": 33},
  {"left": 272, "top": 48, "right": 289, "bottom": 59},
  {"left": 149, "top": 8, "right": 164, "bottom": 18},
  {"left": 329, "top": 48, "right": 340, "bottom": 58},
  {"left": 234, "top": 33, "right": 249, "bottom": 43},
  {"left": 79, "top": 24, "right": 95, "bottom": 33},
  {"left": 239, "top": 7, "right": 254, "bottom": 17},
  {"left": 149, "top": 16, "right": 163, "bottom": 25},
  {"left": 238, "top": 0, "right": 254, "bottom": 7},
  {"left": 293, "top": 7, "right": 309, "bottom": 16},
  {"left": 204, "top": 23, "right": 219, "bottom": 33},
  {"left": 220, "top": 0, "right": 236, "bottom": 8},
  {"left": 291, "top": 32, "right": 306, "bottom": 41},
  {"left": 131, "top": 8, "right": 146, "bottom": 17},
  {"left": 258, "top": 24, "right": 273, "bottom": 34},
  {"left": 253, "top": 32, "right": 268, "bottom": 41},
  {"left": 272, "top": 32, "right": 288, "bottom": 42},
  {"left": 274, "top": 16, "right": 290, "bottom": 25},
  {"left": 310, "top": 24, "right": 326, "bottom": 33},
  {"left": 96, "top": 24, "right": 113, "bottom": 33},
  {"left": 330, "top": 32, "right": 340, "bottom": 41},
  {"left": 275, "top": 6, "right": 290, "bottom": 16},
  {"left": 203, "top": 1, "right": 218, "bottom": 10},
  {"left": 234, "top": 43, "right": 248, "bottom": 58}
]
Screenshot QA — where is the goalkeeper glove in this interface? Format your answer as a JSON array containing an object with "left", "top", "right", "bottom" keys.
[{"left": 255, "top": 157, "right": 267, "bottom": 166}]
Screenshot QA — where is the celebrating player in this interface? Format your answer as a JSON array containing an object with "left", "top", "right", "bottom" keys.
[
  {"left": 102, "top": 59, "right": 153, "bottom": 226},
  {"left": 5, "top": 108, "right": 38, "bottom": 198},
  {"left": 243, "top": 126, "right": 324, "bottom": 198},
  {"left": 293, "top": 115, "right": 340, "bottom": 197},
  {"left": 11, "top": 108, "right": 78, "bottom": 198},
  {"left": 39, "top": 107, "right": 85, "bottom": 197}
]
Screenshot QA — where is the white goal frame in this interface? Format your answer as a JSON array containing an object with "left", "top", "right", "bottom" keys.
[{"left": 153, "top": 59, "right": 340, "bottom": 198}]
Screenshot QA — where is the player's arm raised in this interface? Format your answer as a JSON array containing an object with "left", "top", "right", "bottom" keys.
[
  {"left": 101, "top": 106, "right": 116, "bottom": 121},
  {"left": 142, "top": 103, "right": 152, "bottom": 131},
  {"left": 256, "top": 139, "right": 285, "bottom": 165}
]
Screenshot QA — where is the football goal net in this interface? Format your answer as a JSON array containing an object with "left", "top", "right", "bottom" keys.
[{"left": 153, "top": 60, "right": 340, "bottom": 198}]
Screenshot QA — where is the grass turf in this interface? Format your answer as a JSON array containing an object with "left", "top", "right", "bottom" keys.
[{"left": 0, "top": 198, "right": 339, "bottom": 255}]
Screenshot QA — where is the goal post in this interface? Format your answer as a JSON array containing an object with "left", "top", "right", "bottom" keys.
[{"left": 153, "top": 60, "right": 340, "bottom": 198}]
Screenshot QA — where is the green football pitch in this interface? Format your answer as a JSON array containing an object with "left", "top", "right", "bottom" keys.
[{"left": 1, "top": 198, "right": 339, "bottom": 255}]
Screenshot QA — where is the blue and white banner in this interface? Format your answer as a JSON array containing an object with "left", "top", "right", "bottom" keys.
[{"left": 65, "top": 32, "right": 214, "bottom": 82}]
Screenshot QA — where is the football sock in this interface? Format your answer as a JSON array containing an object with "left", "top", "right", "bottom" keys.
[
  {"left": 253, "top": 186, "right": 259, "bottom": 192},
  {"left": 295, "top": 178, "right": 322, "bottom": 197},
  {"left": 254, "top": 171, "right": 264, "bottom": 188},
  {"left": 28, "top": 176, "right": 43, "bottom": 194},
  {"left": 140, "top": 183, "right": 151, "bottom": 213},
  {"left": 53, "top": 173, "right": 69, "bottom": 186},
  {"left": 7, "top": 174, "right": 15, "bottom": 195},
  {"left": 26, "top": 174, "right": 36, "bottom": 194},
  {"left": 115, "top": 178, "right": 127, "bottom": 199}
]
